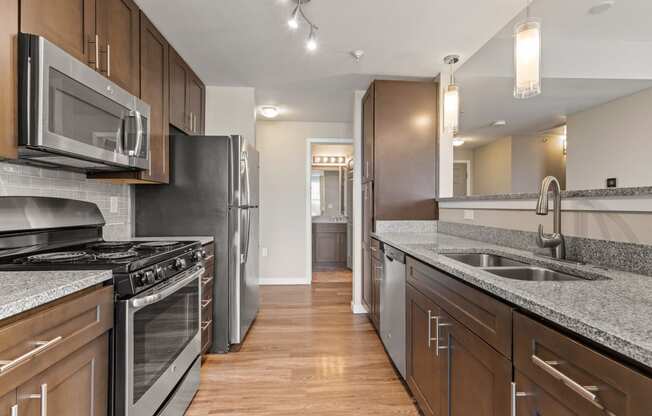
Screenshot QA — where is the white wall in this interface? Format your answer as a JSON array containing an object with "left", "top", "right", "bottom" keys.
[
  {"left": 567, "top": 87, "right": 652, "bottom": 190},
  {"left": 257, "top": 121, "right": 353, "bottom": 284},
  {"left": 204, "top": 86, "right": 256, "bottom": 146}
]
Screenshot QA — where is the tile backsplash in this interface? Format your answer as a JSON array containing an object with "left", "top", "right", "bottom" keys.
[{"left": 0, "top": 162, "right": 132, "bottom": 239}]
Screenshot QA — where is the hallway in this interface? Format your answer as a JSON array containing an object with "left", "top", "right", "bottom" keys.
[{"left": 186, "top": 269, "right": 418, "bottom": 415}]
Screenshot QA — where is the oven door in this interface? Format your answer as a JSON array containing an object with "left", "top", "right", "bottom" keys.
[{"left": 117, "top": 266, "right": 203, "bottom": 416}]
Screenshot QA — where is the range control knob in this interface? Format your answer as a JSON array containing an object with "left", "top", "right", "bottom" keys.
[
  {"left": 154, "top": 266, "right": 164, "bottom": 280},
  {"left": 193, "top": 250, "right": 206, "bottom": 262},
  {"left": 174, "top": 258, "right": 187, "bottom": 270},
  {"left": 143, "top": 270, "right": 155, "bottom": 285}
]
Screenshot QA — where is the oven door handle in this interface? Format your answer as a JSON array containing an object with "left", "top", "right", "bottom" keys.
[{"left": 130, "top": 266, "right": 205, "bottom": 310}]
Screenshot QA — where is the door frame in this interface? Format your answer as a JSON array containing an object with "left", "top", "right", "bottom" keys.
[
  {"left": 305, "top": 137, "right": 354, "bottom": 284},
  {"left": 453, "top": 159, "right": 472, "bottom": 196}
]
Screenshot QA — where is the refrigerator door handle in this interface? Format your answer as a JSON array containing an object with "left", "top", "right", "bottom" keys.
[{"left": 242, "top": 149, "right": 252, "bottom": 264}]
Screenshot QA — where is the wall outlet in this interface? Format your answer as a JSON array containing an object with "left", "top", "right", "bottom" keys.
[
  {"left": 110, "top": 197, "right": 119, "bottom": 213},
  {"left": 463, "top": 210, "right": 474, "bottom": 220},
  {"left": 262, "top": 247, "right": 269, "bottom": 257}
]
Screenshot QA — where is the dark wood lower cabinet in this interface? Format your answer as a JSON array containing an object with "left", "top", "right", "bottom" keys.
[
  {"left": 406, "top": 285, "right": 444, "bottom": 416},
  {"left": 17, "top": 334, "right": 109, "bottom": 416},
  {"left": 201, "top": 242, "right": 215, "bottom": 356},
  {"left": 370, "top": 254, "right": 382, "bottom": 329},
  {"left": 514, "top": 370, "right": 578, "bottom": 416},
  {"left": 312, "top": 223, "right": 347, "bottom": 270}
]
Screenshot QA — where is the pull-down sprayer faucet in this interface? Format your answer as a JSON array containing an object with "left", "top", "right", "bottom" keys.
[{"left": 535, "top": 176, "right": 566, "bottom": 259}]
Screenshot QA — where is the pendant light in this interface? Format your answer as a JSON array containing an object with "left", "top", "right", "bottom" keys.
[
  {"left": 287, "top": 0, "right": 319, "bottom": 52},
  {"left": 443, "top": 55, "right": 460, "bottom": 135},
  {"left": 513, "top": 1, "right": 542, "bottom": 99}
]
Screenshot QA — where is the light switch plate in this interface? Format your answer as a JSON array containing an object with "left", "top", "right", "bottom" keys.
[
  {"left": 262, "top": 247, "right": 269, "bottom": 257},
  {"left": 110, "top": 197, "right": 119, "bottom": 213},
  {"left": 463, "top": 210, "right": 474, "bottom": 220}
]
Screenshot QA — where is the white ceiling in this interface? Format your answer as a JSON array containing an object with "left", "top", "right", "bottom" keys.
[
  {"left": 134, "top": 0, "right": 526, "bottom": 122},
  {"left": 456, "top": 0, "right": 652, "bottom": 148}
]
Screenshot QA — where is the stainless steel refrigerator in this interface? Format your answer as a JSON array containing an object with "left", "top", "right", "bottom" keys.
[{"left": 135, "top": 134, "right": 259, "bottom": 353}]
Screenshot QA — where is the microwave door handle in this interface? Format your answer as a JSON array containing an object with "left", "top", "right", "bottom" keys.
[
  {"left": 129, "top": 266, "right": 205, "bottom": 310},
  {"left": 134, "top": 110, "right": 144, "bottom": 156}
]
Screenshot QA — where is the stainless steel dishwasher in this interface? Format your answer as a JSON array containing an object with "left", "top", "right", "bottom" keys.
[{"left": 380, "top": 244, "right": 406, "bottom": 379}]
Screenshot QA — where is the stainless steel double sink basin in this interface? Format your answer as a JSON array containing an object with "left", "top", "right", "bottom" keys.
[{"left": 444, "top": 253, "right": 583, "bottom": 282}]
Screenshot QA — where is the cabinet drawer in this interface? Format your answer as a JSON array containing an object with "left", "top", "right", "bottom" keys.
[
  {"left": 203, "top": 242, "right": 215, "bottom": 259},
  {"left": 514, "top": 312, "right": 652, "bottom": 416},
  {"left": 406, "top": 257, "right": 512, "bottom": 358},
  {"left": 201, "top": 318, "right": 213, "bottom": 355},
  {"left": 0, "top": 286, "right": 113, "bottom": 396}
]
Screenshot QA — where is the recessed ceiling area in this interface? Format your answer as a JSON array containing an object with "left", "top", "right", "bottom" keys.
[{"left": 134, "top": 0, "right": 527, "bottom": 122}]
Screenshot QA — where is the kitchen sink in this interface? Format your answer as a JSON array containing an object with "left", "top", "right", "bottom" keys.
[
  {"left": 481, "top": 266, "right": 582, "bottom": 282},
  {"left": 444, "top": 253, "right": 527, "bottom": 268}
]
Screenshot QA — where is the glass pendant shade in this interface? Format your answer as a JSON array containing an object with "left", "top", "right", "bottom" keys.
[
  {"left": 444, "top": 84, "right": 460, "bottom": 134},
  {"left": 514, "top": 18, "right": 542, "bottom": 99}
]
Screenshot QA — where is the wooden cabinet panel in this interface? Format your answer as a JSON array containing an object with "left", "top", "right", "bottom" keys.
[
  {"left": 361, "top": 182, "right": 373, "bottom": 310},
  {"left": 21, "top": 0, "right": 96, "bottom": 65},
  {"left": 514, "top": 312, "right": 652, "bottom": 416},
  {"left": 407, "top": 257, "right": 513, "bottom": 358},
  {"left": 0, "top": 0, "right": 18, "bottom": 159},
  {"left": 138, "top": 12, "right": 169, "bottom": 183},
  {"left": 169, "top": 47, "right": 189, "bottom": 132},
  {"left": 406, "top": 284, "right": 444, "bottom": 416},
  {"left": 0, "top": 391, "right": 16, "bottom": 416},
  {"left": 370, "top": 254, "right": 382, "bottom": 330},
  {"left": 514, "top": 370, "right": 580, "bottom": 416},
  {"left": 17, "top": 334, "right": 109, "bottom": 416},
  {"left": 312, "top": 223, "right": 347, "bottom": 269},
  {"left": 96, "top": 0, "right": 139, "bottom": 94},
  {"left": 440, "top": 311, "right": 511, "bottom": 416},
  {"left": 362, "top": 245, "right": 372, "bottom": 311},
  {"left": 362, "top": 83, "right": 374, "bottom": 182},
  {"left": 188, "top": 72, "right": 204, "bottom": 135},
  {"left": 201, "top": 242, "right": 215, "bottom": 356}
]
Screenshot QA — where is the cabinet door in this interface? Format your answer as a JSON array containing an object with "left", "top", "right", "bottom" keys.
[
  {"left": 513, "top": 370, "right": 578, "bottom": 416},
  {"left": 169, "top": 47, "right": 189, "bottom": 132},
  {"left": 440, "top": 312, "right": 511, "bottom": 416},
  {"left": 96, "top": 0, "right": 139, "bottom": 94},
  {"left": 21, "top": 0, "right": 96, "bottom": 66},
  {"left": 362, "top": 83, "right": 374, "bottom": 181},
  {"left": 0, "top": 391, "right": 17, "bottom": 416},
  {"left": 0, "top": 0, "right": 18, "bottom": 159},
  {"left": 406, "top": 285, "right": 444, "bottom": 416},
  {"left": 17, "top": 334, "right": 109, "bottom": 416},
  {"left": 370, "top": 255, "right": 382, "bottom": 329},
  {"left": 187, "top": 72, "right": 205, "bottom": 134},
  {"left": 139, "top": 13, "right": 169, "bottom": 183},
  {"left": 361, "top": 183, "right": 373, "bottom": 310},
  {"left": 314, "top": 231, "right": 338, "bottom": 263}
]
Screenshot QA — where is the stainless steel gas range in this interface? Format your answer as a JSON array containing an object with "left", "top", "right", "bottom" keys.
[{"left": 0, "top": 196, "right": 204, "bottom": 416}]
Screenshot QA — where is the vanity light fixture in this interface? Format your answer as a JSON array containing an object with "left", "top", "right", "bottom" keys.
[
  {"left": 260, "top": 106, "right": 280, "bottom": 119},
  {"left": 514, "top": 0, "right": 542, "bottom": 99},
  {"left": 452, "top": 138, "right": 465, "bottom": 147},
  {"left": 443, "top": 54, "right": 461, "bottom": 135},
  {"left": 287, "top": 0, "right": 319, "bottom": 52},
  {"left": 312, "top": 155, "right": 347, "bottom": 166}
]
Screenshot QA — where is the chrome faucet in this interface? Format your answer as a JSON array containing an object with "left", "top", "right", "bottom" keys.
[{"left": 535, "top": 176, "right": 565, "bottom": 259}]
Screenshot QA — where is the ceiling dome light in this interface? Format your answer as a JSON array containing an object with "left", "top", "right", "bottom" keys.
[
  {"left": 514, "top": 1, "right": 542, "bottom": 99},
  {"left": 452, "top": 138, "right": 465, "bottom": 147},
  {"left": 260, "top": 106, "right": 280, "bottom": 118},
  {"left": 306, "top": 27, "right": 318, "bottom": 51}
]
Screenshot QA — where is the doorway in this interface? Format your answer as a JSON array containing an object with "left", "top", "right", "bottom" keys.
[
  {"left": 453, "top": 160, "right": 471, "bottom": 197},
  {"left": 305, "top": 139, "right": 354, "bottom": 284}
]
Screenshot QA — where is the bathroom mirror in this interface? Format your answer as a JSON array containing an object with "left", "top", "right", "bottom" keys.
[{"left": 446, "top": 0, "right": 652, "bottom": 197}]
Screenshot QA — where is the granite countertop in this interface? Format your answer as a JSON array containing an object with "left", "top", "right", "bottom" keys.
[
  {"left": 438, "top": 185, "right": 652, "bottom": 202},
  {"left": 0, "top": 270, "right": 113, "bottom": 322},
  {"left": 371, "top": 231, "right": 652, "bottom": 370},
  {"left": 126, "top": 236, "right": 215, "bottom": 245}
]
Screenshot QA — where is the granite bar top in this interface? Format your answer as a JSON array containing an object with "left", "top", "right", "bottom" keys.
[
  {"left": 0, "top": 270, "right": 113, "bottom": 322},
  {"left": 371, "top": 231, "right": 652, "bottom": 370},
  {"left": 126, "top": 236, "right": 215, "bottom": 245},
  {"left": 439, "top": 185, "right": 652, "bottom": 202}
]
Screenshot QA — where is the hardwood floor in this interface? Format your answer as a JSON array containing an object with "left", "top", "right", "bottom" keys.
[{"left": 187, "top": 269, "right": 419, "bottom": 415}]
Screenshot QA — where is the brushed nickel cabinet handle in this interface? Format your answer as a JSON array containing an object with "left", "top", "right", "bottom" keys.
[
  {"left": 510, "top": 382, "right": 529, "bottom": 416},
  {"left": 531, "top": 355, "right": 607, "bottom": 411},
  {"left": 106, "top": 43, "right": 111, "bottom": 77},
  {"left": 11, "top": 404, "right": 17, "bottom": 416},
  {"left": 27, "top": 384, "right": 47, "bottom": 416},
  {"left": 0, "top": 337, "right": 62, "bottom": 373},
  {"left": 201, "top": 299, "right": 212, "bottom": 308},
  {"left": 201, "top": 320, "right": 212, "bottom": 331},
  {"left": 88, "top": 34, "right": 99, "bottom": 70},
  {"left": 202, "top": 276, "right": 213, "bottom": 285},
  {"left": 434, "top": 316, "right": 451, "bottom": 357}
]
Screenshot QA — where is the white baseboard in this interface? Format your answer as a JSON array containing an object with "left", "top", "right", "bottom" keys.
[
  {"left": 259, "top": 276, "right": 311, "bottom": 286},
  {"left": 351, "top": 302, "right": 368, "bottom": 314}
]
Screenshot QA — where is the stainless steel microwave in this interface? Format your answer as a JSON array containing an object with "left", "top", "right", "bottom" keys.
[{"left": 18, "top": 33, "right": 150, "bottom": 172}]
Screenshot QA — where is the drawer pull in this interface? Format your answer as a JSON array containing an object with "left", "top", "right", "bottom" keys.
[
  {"left": 201, "top": 320, "right": 212, "bottom": 331},
  {"left": 202, "top": 276, "right": 213, "bottom": 285},
  {"left": 201, "top": 299, "right": 212, "bottom": 308},
  {"left": 531, "top": 355, "right": 607, "bottom": 411},
  {"left": 0, "top": 336, "right": 62, "bottom": 373},
  {"left": 11, "top": 404, "right": 17, "bottom": 416},
  {"left": 427, "top": 312, "right": 450, "bottom": 356},
  {"left": 510, "top": 382, "right": 529, "bottom": 416},
  {"left": 27, "top": 384, "right": 47, "bottom": 416}
]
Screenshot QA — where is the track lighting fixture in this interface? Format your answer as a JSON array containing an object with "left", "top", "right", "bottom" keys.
[{"left": 287, "top": 0, "right": 319, "bottom": 52}]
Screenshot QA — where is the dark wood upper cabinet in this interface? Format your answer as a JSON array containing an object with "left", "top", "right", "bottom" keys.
[
  {"left": 0, "top": 0, "right": 18, "bottom": 160},
  {"left": 169, "top": 47, "right": 205, "bottom": 135},
  {"left": 406, "top": 284, "right": 444, "bottom": 416},
  {"left": 20, "top": 0, "right": 96, "bottom": 66},
  {"left": 96, "top": 0, "right": 140, "bottom": 95},
  {"left": 362, "top": 84, "right": 375, "bottom": 182},
  {"left": 440, "top": 310, "right": 511, "bottom": 416}
]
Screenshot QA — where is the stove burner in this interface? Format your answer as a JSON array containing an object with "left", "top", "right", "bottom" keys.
[
  {"left": 134, "top": 241, "right": 181, "bottom": 250},
  {"left": 27, "top": 251, "right": 91, "bottom": 263},
  {"left": 89, "top": 242, "right": 133, "bottom": 250},
  {"left": 95, "top": 251, "right": 138, "bottom": 260}
]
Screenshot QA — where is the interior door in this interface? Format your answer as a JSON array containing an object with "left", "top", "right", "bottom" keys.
[
  {"left": 96, "top": 0, "right": 140, "bottom": 94},
  {"left": 21, "top": 0, "right": 96, "bottom": 66}
]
